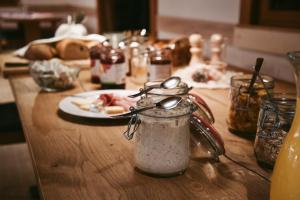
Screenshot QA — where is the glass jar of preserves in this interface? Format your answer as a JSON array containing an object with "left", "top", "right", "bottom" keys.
[
  {"left": 131, "top": 49, "right": 149, "bottom": 84},
  {"left": 149, "top": 49, "right": 172, "bottom": 81},
  {"left": 254, "top": 93, "right": 296, "bottom": 168},
  {"left": 99, "top": 49, "right": 126, "bottom": 89},
  {"left": 90, "top": 42, "right": 111, "bottom": 83},
  {"left": 227, "top": 74, "right": 274, "bottom": 136}
]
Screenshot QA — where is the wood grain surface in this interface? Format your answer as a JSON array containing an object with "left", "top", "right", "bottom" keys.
[{"left": 9, "top": 70, "right": 295, "bottom": 200}]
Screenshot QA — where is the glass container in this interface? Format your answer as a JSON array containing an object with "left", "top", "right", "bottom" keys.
[
  {"left": 99, "top": 49, "right": 126, "bottom": 89},
  {"left": 227, "top": 74, "right": 274, "bottom": 136},
  {"left": 148, "top": 49, "right": 172, "bottom": 81},
  {"left": 30, "top": 59, "right": 80, "bottom": 92},
  {"left": 134, "top": 98, "right": 192, "bottom": 176},
  {"left": 131, "top": 49, "right": 149, "bottom": 84},
  {"left": 254, "top": 93, "right": 296, "bottom": 168},
  {"left": 271, "top": 52, "right": 300, "bottom": 200}
]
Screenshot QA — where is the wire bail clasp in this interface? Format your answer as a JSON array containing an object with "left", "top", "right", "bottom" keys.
[{"left": 123, "top": 107, "right": 141, "bottom": 140}]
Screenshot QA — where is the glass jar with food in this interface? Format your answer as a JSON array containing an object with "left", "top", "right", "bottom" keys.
[
  {"left": 99, "top": 48, "right": 126, "bottom": 89},
  {"left": 30, "top": 59, "right": 80, "bottom": 92},
  {"left": 227, "top": 74, "right": 274, "bottom": 136},
  {"left": 122, "top": 97, "right": 224, "bottom": 177},
  {"left": 131, "top": 48, "right": 149, "bottom": 84},
  {"left": 149, "top": 49, "right": 172, "bottom": 81},
  {"left": 90, "top": 42, "right": 111, "bottom": 83},
  {"left": 254, "top": 93, "right": 296, "bottom": 168}
]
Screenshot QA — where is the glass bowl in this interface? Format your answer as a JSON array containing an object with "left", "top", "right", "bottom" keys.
[{"left": 30, "top": 59, "right": 80, "bottom": 92}]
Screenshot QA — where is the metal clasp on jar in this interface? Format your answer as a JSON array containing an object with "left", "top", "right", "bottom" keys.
[
  {"left": 123, "top": 107, "right": 141, "bottom": 140},
  {"left": 258, "top": 104, "right": 281, "bottom": 139}
]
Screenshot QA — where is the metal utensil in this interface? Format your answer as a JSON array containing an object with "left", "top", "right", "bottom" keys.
[
  {"left": 128, "top": 76, "right": 181, "bottom": 98},
  {"left": 113, "top": 96, "right": 182, "bottom": 117},
  {"left": 247, "top": 57, "right": 264, "bottom": 95}
]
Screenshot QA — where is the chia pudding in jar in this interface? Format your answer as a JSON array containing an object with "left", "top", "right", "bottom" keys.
[{"left": 135, "top": 97, "right": 192, "bottom": 177}]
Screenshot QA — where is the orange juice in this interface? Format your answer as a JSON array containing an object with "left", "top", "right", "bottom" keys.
[{"left": 270, "top": 98, "right": 300, "bottom": 200}]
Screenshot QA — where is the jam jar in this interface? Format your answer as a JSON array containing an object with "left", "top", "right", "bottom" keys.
[
  {"left": 227, "top": 74, "right": 274, "bottom": 137},
  {"left": 254, "top": 93, "right": 296, "bottom": 168},
  {"left": 99, "top": 48, "right": 126, "bottom": 89},
  {"left": 149, "top": 49, "right": 172, "bottom": 81},
  {"left": 90, "top": 43, "right": 111, "bottom": 83}
]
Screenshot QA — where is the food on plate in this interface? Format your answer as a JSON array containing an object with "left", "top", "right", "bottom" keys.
[
  {"left": 105, "top": 106, "right": 125, "bottom": 114},
  {"left": 56, "top": 39, "right": 89, "bottom": 60},
  {"left": 71, "top": 93, "right": 137, "bottom": 115},
  {"left": 72, "top": 98, "right": 96, "bottom": 107},
  {"left": 25, "top": 44, "right": 57, "bottom": 60}
]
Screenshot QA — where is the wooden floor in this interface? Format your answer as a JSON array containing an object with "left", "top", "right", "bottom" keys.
[
  {"left": 0, "top": 142, "right": 39, "bottom": 200},
  {"left": 0, "top": 76, "right": 38, "bottom": 199}
]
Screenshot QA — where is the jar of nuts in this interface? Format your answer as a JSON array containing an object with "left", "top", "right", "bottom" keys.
[
  {"left": 254, "top": 93, "right": 296, "bottom": 168},
  {"left": 227, "top": 74, "right": 274, "bottom": 137}
]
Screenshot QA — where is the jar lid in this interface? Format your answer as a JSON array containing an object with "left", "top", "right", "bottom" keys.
[
  {"left": 189, "top": 92, "right": 215, "bottom": 124},
  {"left": 145, "top": 80, "right": 191, "bottom": 96},
  {"left": 261, "top": 93, "right": 296, "bottom": 115},
  {"left": 190, "top": 114, "right": 225, "bottom": 157}
]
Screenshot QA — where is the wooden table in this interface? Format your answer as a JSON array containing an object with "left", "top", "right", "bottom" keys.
[
  {"left": 9, "top": 70, "right": 295, "bottom": 199},
  {"left": 0, "top": 12, "right": 63, "bottom": 43}
]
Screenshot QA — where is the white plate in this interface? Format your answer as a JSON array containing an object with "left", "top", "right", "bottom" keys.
[{"left": 58, "top": 89, "right": 138, "bottom": 119}]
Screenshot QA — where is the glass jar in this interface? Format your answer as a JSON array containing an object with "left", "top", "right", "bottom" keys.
[
  {"left": 254, "top": 93, "right": 296, "bottom": 168},
  {"left": 227, "top": 74, "right": 274, "bottom": 136},
  {"left": 149, "top": 49, "right": 172, "bottom": 81},
  {"left": 134, "top": 98, "right": 192, "bottom": 176},
  {"left": 122, "top": 97, "right": 225, "bottom": 177},
  {"left": 90, "top": 42, "right": 111, "bottom": 83},
  {"left": 99, "top": 49, "right": 126, "bottom": 89},
  {"left": 131, "top": 49, "right": 149, "bottom": 84}
]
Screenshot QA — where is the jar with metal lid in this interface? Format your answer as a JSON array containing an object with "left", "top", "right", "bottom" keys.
[
  {"left": 149, "top": 49, "right": 172, "bottom": 81},
  {"left": 131, "top": 49, "right": 149, "bottom": 84},
  {"left": 227, "top": 74, "right": 275, "bottom": 136},
  {"left": 144, "top": 80, "right": 215, "bottom": 124},
  {"left": 122, "top": 97, "right": 225, "bottom": 177},
  {"left": 99, "top": 49, "right": 126, "bottom": 89},
  {"left": 90, "top": 44, "right": 111, "bottom": 83},
  {"left": 254, "top": 93, "right": 296, "bottom": 168}
]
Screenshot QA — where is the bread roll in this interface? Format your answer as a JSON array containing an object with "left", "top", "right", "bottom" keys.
[
  {"left": 56, "top": 39, "right": 89, "bottom": 60},
  {"left": 25, "top": 44, "right": 56, "bottom": 60}
]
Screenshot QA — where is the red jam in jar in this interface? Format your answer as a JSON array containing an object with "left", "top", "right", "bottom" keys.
[{"left": 99, "top": 49, "right": 126, "bottom": 89}]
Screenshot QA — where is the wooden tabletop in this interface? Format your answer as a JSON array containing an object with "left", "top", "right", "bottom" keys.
[{"left": 9, "top": 70, "right": 295, "bottom": 200}]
